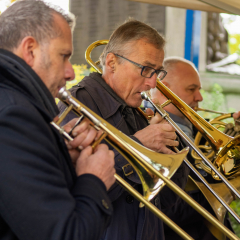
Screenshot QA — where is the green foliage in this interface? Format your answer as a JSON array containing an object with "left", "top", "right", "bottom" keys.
[
  {"left": 200, "top": 83, "right": 225, "bottom": 111},
  {"left": 229, "top": 34, "right": 240, "bottom": 55},
  {"left": 56, "top": 64, "right": 95, "bottom": 103},
  {"left": 66, "top": 64, "right": 96, "bottom": 89},
  {"left": 221, "top": 14, "right": 240, "bottom": 64},
  {"left": 198, "top": 83, "right": 235, "bottom": 122},
  {"left": 229, "top": 34, "right": 240, "bottom": 65},
  {"left": 229, "top": 200, "right": 240, "bottom": 236}
]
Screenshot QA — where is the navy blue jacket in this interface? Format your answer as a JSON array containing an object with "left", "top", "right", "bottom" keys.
[{"left": 0, "top": 50, "right": 112, "bottom": 240}]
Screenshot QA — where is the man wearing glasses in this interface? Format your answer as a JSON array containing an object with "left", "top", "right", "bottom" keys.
[{"left": 59, "top": 19, "right": 190, "bottom": 240}]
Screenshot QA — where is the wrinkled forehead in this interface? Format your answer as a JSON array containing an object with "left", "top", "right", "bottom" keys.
[
  {"left": 126, "top": 40, "right": 164, "bottom": 67},
  {"left": 125, "top": 39, "right": 163, "bottom": 54}
]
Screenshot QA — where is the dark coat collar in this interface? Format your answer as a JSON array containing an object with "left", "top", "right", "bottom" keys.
[{"left": 78, "top": 72, "right": 128, "bottom": 119}]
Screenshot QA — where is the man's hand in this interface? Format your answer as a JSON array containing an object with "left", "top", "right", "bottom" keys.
[
  {"left": 76, "top": 144, "right": 116, "bottom": 190},
  {"left": 63, "top": 118, "right": 99, "bottom": 165},
  {"left": 149, "top": 112, "right": 165, "bottom": 125},
  {"left": 134, "top": 123, "right": 178, "bottom": 154},
  {"left": 138, "top": 98, "right": 178, "bottom": 154},
  {"left": 146, "top": 97, "right": 167, "bottom": 125}
]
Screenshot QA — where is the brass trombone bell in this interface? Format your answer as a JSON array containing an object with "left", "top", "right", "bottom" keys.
[{"left": 54, "top": 87, "right": 188, "bottom": 203}]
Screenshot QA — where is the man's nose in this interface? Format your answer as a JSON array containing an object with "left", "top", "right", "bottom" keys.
[
  {"left": 65, "top": 62, "right": 75, "bottom": 81},
  {"left": 195, "top": 90, "right": 203, "bottom": 102},
  {"left": 145, "top": 74, "right": 157, "bottom": 89}
]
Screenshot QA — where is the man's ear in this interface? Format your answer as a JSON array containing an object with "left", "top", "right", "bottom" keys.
[
  {"left": 14, "top": 36, "right": 39, "bottom": 67},
  {"left": 105, "top": 53, "right": 117, "bottom": 73}
]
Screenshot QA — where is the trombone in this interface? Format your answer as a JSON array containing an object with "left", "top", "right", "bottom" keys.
[
  {"left": 53, "top": 87, "right": 239, "bottom": 240},
  {"left": 141, "top": 92, "right": 240, "bottom": 224}
]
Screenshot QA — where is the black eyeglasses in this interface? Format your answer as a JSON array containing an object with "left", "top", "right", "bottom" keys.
[{"left": 113, "top": 53, "right": 167, "bottom": 80}]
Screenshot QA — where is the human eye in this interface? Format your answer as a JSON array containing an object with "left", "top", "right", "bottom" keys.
[
  {"left": 142, "top": 66, "right": 152, "bottom": 74},
  {"left": 188, "top": 88, "right": 196, "bottom": 92},
  {"left": 61, "top": 53, "right": 71, "bottom": 61},
  {"left": 60, "top": 54, "right": 67, "bottom": 61},
  {"left": 64, "top": 54, "right": 69, "bottom": 60}
]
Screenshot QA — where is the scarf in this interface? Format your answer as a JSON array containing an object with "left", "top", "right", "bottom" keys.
[{"left": 0, "top": 49, "right": 59, "bottom": 119}]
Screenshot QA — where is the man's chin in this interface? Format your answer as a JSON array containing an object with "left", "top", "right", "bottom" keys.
[
  {"left": 127, "top": 101, "right": 142, "bottom": 108},
  {"left": 54, "top": 90, "right": 60, "bottom": 99},
  {"left": 125, "top": 95, "right": 142, "bottom": 108}
]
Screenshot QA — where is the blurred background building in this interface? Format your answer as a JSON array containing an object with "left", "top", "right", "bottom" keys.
[
  {"left": 1, "top": 0, "right": 240, "bottom": 112},
  {"left": 68, "top": 0, "right": 240, "bottom": 113}
]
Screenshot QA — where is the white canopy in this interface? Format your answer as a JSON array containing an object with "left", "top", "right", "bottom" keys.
[{"left": 128, "top": 0, "right": 240, "bottom": 15}]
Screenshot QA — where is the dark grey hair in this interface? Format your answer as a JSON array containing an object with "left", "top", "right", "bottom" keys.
[
  {"left": 100, "top": 18, "right": 165, "bottom": 67},
  {"left": 0, "top": 0, "right": 76, "bottom": 51}
]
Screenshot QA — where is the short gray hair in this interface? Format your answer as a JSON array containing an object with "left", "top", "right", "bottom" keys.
[
  {"left": 100, "top": 18, "right": 165, "bottom": 66},
  {"left": 163, "top": 56, "right": 197, "bottom": 73},
  {"left": 0, "top": 0, "right": 76, "bottom": 51}
]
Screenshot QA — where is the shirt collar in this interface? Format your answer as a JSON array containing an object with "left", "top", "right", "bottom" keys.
[
  {"left": 92, "top": 72, "right": 128, "bottom": 107},
  {"left": 81, "top": 72, "right": 128, "bottom": 119}
]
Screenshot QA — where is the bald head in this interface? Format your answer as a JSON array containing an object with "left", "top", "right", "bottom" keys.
[
  {"left": 151, "top": 57, "right": 203, "bottom": 118},
  {"left": 163, "top": 57, "right": 198, "bottom": 85}
]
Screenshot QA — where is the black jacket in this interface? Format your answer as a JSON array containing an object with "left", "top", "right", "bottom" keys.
[{"left": 0, "top": 49, "right": 112, "bottom": 240}]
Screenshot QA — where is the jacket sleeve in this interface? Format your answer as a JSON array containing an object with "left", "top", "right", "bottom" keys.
[{"left": 0, "top": 103, "right": 112, "bottom": 240}]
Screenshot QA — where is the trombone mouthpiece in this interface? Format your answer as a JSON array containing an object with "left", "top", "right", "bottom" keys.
[
  {"left": 58, "top": 87, "right": 71, "bottom": 101},
  {"left": 141, "top": 92, "right": 149, "bottom": 101}
]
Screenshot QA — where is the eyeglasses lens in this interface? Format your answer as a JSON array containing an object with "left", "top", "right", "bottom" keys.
[
  {"left": 141, "top": 66, "right": 155, "bottom": 78},
  {"left": 158, "top": 71, "right": 166, "bottom": 80}
]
